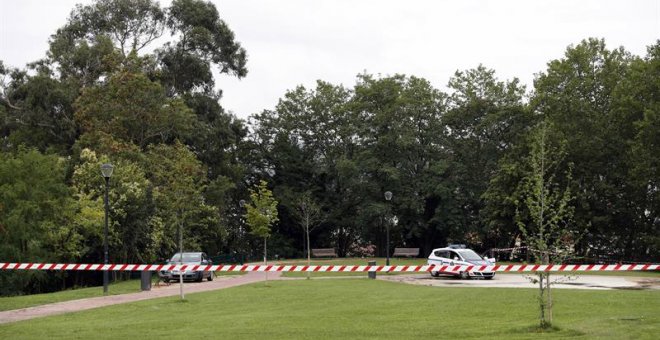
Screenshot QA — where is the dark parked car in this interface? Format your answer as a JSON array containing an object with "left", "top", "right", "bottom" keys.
[{"left": 159, "top": 252, "right": 214, "bottom": 282}]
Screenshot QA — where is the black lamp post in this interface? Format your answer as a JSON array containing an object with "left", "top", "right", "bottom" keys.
[
  {"left": 239, "top": 200, "right": 246, "bottom": 263},
  {"left": 384, "top": 191, "right": 392, "bottom": 266},
  {"left": 100, "top": 163, "right": 114, "bottom": 295}
]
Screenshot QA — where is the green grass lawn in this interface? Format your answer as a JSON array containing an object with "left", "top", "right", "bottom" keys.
[
  {"left": 0, "top": 278, "right": 142, "bottom": 312},
  {"left": 0, "top": 279, "right": 657, "bottom": 339},
  {"left": 0, "top": 272, "right": 244, "bottom": 311}
]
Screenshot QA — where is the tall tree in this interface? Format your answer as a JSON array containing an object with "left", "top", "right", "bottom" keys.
[
  {"left": 159, "top": 0, "right": 247, "bottom": 96},
  {"left": 74, "top": 69, "right": 195, "bottom": 151},
  {"left": 610, "top": 41, "right": 660, "bottom": 259},
  {"left": 443, "top": 65, "right": 529, "bottom": 249},
  {"left": 72, "top": 148, "right": 161, "bottom": 265},
  {"left": 0, "top": 148, "right": 76, "bottom": 295},
  {"left": 532, "top": 38, "right": 634, "bottom": 260},
  {"left": 145, "top": 141, "right": 222, "bottom": 258},
  {"left": 351, "top": 74, "right": 449, "bottom": 255},
  {"left": 251, "top": 81, "right": 355, "bottom": 256}
]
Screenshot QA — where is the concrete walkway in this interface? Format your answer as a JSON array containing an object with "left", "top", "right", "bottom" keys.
[{"left": 0, "top": 272, "right": 281, "bottom": 324}]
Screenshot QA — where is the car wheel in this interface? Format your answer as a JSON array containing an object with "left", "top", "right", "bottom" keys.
[
  {"left": 207, "top": 272, "right": 214, "bottom": 281},
  {"left": 196, "top": 273, "right": 203, "bottom": 282},
  {"left": 459, "top": 271, "right": 470, "bottom": 280}
]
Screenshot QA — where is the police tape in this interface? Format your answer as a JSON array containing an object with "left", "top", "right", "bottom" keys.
[{"left": 0, "top": 262, "right": 658, "bottom": 273}]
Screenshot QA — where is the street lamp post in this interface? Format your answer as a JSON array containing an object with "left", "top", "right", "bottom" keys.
[
  {"left": 239, "top": 200, "right": 246, "bottom": 264},
  {"left": 384, "top": 191, "right": 393, "bottom": 266},
  {"left": 178, "top": 207, "right": 184, "bottom": 300},
  {"left": 100, "top": 163, "right": 114, "bottom": 295}
]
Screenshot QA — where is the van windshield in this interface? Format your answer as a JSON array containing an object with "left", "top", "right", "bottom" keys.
[{"left": 459, "top": 250, "right": 483, "bottom": 261}]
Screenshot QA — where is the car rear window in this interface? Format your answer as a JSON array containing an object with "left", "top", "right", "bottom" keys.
[{"left": 170, "top": 253, "right": 201, "bottom": 263}]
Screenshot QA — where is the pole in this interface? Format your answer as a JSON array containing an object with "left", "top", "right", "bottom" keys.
[
  {"left": 306, "top": 223, "right": 311, "bottom": 280},
  {"left": 103, "top": 177, "right": 109, "bottom": 295},
  {"left": 383, "top": 191, "right": 392, "bottom": 266},
  {"left": 386, "top": 221, "right": 390, "bottom": 266},
  {"left": 264, "top": 237, "right": 268, "bottom": 283},
  {"left": 179, "top": 211, "right": 184, "bottom": 300}
]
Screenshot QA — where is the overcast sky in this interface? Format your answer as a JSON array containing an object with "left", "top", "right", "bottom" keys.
[{"left": 1, "top": 0, "right": 658, "bottom": 119}]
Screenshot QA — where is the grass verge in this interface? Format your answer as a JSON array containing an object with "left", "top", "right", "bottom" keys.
[
  {"left": 0, "top": 279, "right": 657, "bottom": 339},
  {"left": 0, "top": 272, "right": 243, "bottom": 311},
  {"left": 0, "top": 279, "right": 142, "bottom": 312}
]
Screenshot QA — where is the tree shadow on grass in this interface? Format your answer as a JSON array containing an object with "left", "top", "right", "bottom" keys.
[{"left": 504, "top": 325, "right": 585, "bottom": 337}]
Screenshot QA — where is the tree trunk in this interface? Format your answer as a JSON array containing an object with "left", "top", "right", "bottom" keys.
[
  {"left": 306, "top": 223, "right": 311, "bottom": 280},
  {"left": 264, "top": 237, "right": 268, "bottom": 284},
  {"left": 546, "top": 272, "right": 553, "bottom": 325},
  {"left": 538, "top": 272, "right": 546, "bottom": 328}
]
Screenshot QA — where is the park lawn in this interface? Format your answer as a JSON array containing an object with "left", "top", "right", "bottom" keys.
[
  {"left": 0, "top": 272, "right": 244, "bottom": 311},
  {"left": 1, "top": 280, "right": 658, "bottom": 339},
  {"left": 0, "top": 278, "right": 142, "bottom": 312}
]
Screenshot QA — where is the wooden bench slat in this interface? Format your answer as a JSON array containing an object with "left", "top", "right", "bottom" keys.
[
  {"left": 392, "top": 247, "right": 419, "bottom": 257},
  {"left": 311, "top": 248, "right": 337, "bottom": 257}
]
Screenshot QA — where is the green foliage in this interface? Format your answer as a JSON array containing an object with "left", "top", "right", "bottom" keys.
[
  {"left": 611, "top": 41, "right": 660, "bottom": 257},
  {"left": 0, "top": 69, "right": 80, "bottom": 153},
  {"left": 50, "top": 0, "right": 165, "bottom": 59},
  {"left": 515, "top": 122, "right": 577, "bottom": 261},
  {"left": 72, "top": 148, "right": 161, "bottom": 264},
  {"left": 514, "top": 122, "right": 578, "bottom": 329},
  {"left": 245, "top": 180, "right": 279, "bottom": 239},
  {"left": 167, "top": 0, "right": 248, "bottom": 79},
  {"left": 75, "top": 70, "right": 195, "bottom": 149},
  {"left": 0, "top": 0, "right": 247, "bottom": 295},
  {"left": 443, "top": 65, "right": 531, "bottom": 247},
  {"left": 532, "top": 38, "right": 650, "bottom": 260},
  {"left": 145, "top": 142, "right": 222, "bottom": 256},
  {"left": 0, "top": 148, "right": 75, "bottom": 295}
]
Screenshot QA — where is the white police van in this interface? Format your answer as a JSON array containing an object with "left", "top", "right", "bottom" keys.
[{"left": 427, "top": 244, "right": 496, "bottom": 279}]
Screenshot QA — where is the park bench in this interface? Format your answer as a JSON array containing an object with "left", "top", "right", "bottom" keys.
[
  {"left": 311, "top": 248, "right": 337, "bottom": 257},
  {"left": 392, "top": 247, "right": 419, "bottom": 257}
]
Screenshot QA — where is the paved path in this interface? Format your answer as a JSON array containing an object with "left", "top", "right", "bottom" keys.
[
  {"left": 0, "top": 272, "right": 281, "bottom": 325},
  {"left": 379, "top": 273, "right": 660, "bottom": 290}
]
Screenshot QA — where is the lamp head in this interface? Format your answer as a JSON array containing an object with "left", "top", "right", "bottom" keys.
[{"left": 100, "top": 163, "right": 114, "bottom": 178}]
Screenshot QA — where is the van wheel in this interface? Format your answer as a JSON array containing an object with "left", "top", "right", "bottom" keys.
[
  {"left": 431, "top": 271, "right": 439, "bottom": 278},
  {"left": 207, "top": 273, "right": 214, "bottom": 281},
  {"left": 459, "top": 271, "right": 470, "bottom": 280}
]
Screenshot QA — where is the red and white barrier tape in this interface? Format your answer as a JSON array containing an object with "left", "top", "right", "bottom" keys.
[
  {"left": 0, "top": 263, "right": 658, "bottom": 272},
  {"left": 490, "top": 246, "right": 528, "bottom": 252}
]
